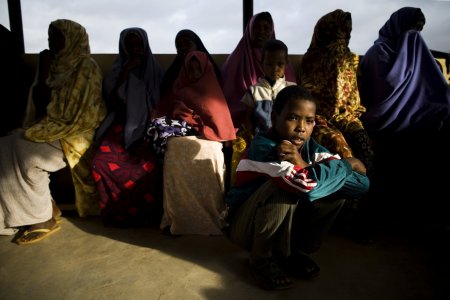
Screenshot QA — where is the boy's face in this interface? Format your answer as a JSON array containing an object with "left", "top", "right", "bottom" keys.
[
  {"left": 263, "top": 49, "right": 287, "bottom": 82},
  {"left": 272, "top": 98, "right": 316, "bottom": 149}
]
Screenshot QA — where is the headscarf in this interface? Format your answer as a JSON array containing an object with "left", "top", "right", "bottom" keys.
[
  {"left": 299, "top": 9, "right": 365, "bottom": 132},
  {"left": 154, "top": 51, "right": 236, "bottom": 142},
  {"left": 96, "top": 27, "right": 163, "bottom": 149},
  {"left": 160, "top": 29, "right": 220, "bottom": 98},
  {"left": 220, "top": 12, "right": 296, "bottom": 128},
  {"left": 359, "top": 7, "right": 450, "bottom": 136},
  {"left": 25, "top": 19, "right": 106, "bottom": 167}
]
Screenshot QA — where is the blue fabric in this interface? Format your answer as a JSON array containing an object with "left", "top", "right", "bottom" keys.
[
  {"left": 225, "top": 133, "right": 369, "bottom": 207},
  {"left": 359, "top": 7, "right": 450, "bottom": 136}
]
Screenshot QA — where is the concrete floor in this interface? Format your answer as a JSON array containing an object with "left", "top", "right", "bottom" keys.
[{"left": 1, "top": 210, "right": 449, "bottom": 300}]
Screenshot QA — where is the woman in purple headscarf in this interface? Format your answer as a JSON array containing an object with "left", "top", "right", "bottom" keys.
[
  {"left": 358, "top": 7, "right": 450, "bottom": 139},
  {"left": 220, "top": 11, "right": 296, "bottom": 129},
  {"left": 92, "top": 28, "right": 163, "bottom": 227}
]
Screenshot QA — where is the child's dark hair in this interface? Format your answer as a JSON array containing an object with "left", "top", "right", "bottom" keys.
[
  {"left": 273, "top": 85, "right": 316, "bottom": 114},
  {"left": 262, "top": 39, "right": 288, "bottom": 62}
]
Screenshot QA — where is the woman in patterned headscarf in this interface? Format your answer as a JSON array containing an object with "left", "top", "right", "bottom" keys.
[
  {"left": 92, "top": 28, "right": 163, "bottom": 227},
  {"left": 299, "top": 9, "right": 373, "bottom": 175},
  {"left": 0, "top": 19, "right": 106, "bottom": 244},
  {"left": 299, "top": 10, "right": 375, "bottom": 240}
]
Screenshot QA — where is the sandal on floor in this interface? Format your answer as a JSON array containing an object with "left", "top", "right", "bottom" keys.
[
  {"left": 16, "top": 224, "right": 61, "bottom": 245},
  {"left": 249, "top": 257, "right": 294, "bottom": 290},
  {"left": 278, "top": 251, "right": 320, "bottom": 279}
]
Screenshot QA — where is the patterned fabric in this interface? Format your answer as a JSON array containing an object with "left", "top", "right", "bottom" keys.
[
  {"left": 220, "top": 12, "right": 296, "bottom": 127},
  {"left": 91, "top": 123, "right": 161, "bottom": 227},
  {"left": 146, "top": 116, "right": 195, "bottom": 157},
  {"left": 359, "top": 7, "right": 450, "bottom": 137},
  {"left": 299, "top": 9, "right": 373, "bottom": 179},
  {"left": 23, "top": 19, "right": 106, "bottom": 217},
  {"left": 153, "top": 51, "right": 236, "bottom": 142},
  {"left": 312, "top": 115, "right": 353, "bottom": 159},
  {"left": 25, "top": 20, "right": 106, "bottom": 166}
]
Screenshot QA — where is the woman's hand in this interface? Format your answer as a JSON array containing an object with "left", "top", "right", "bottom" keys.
[{"left": 343, "top": 157, "right": 367, "bottom": 175}]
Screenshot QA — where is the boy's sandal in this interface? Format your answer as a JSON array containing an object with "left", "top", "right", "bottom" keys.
[
  {"left": 249, "top": 257, "right": 294, "bottom": 290},
  {"left": 279, "top": 251, "right": 320, "bottom": 279}
]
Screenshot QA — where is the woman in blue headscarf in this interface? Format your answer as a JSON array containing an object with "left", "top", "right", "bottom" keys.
[{"left": 358, "top": 7, "right": 450, "bottom": 139}]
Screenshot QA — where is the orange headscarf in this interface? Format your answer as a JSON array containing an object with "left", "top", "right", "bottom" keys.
[{"left": 154, "top": 51, "right": 236, "bottom": 142}]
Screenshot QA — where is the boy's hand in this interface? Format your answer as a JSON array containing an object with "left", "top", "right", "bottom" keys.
[
  {"left": 277, "top": 140, "right": 309, "bottom": 168},
  {"left": 343, "top": 157, "right": 367, "bottom": 175}
]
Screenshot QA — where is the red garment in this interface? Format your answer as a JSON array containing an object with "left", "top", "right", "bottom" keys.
[
  {"left": 154, "top": 51, "right": 236, "bottom": 142},
  {"left": 92, "top": 123, "right": 162, "bottom": 227}
]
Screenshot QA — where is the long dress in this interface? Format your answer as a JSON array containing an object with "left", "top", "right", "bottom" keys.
[
  {"left": 91, "top": 27, "right": 163, "bottom": 227},
  {"left": 0, "top": 19, "right": 106, "bottom": 234}
]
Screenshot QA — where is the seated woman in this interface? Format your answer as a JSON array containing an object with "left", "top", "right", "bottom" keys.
[
  {"left": 358, "top": 7, "right": 450, "bottom": 138},
  {"left": 149, "top": 51, "right": 236, "bottom": 235},
  {"left": 0, "top": 19, "right": 107, "bottom": 244},
  {"left": 91, "top": 27, "right": 163, "bottom": 227},
  {"left": 160, "top": 29, "right": 220, "bottom": 99},
  {"left": 299, "top": 9, "right": 375, "bottom": 239},
  {"left": 358, "top": 7, "right": 450, "bottom": 226}
]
